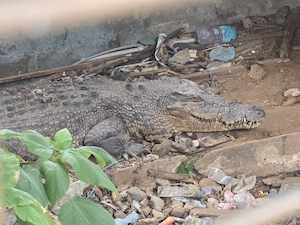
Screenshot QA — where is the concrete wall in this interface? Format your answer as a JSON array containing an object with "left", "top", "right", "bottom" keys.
[{"left": 0, "top": 0, "right": 299, "bottom": 75}]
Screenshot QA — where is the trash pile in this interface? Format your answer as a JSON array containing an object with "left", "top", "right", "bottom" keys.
[{"left": 67, "top": 5, "right": 299, "bottom": 86}]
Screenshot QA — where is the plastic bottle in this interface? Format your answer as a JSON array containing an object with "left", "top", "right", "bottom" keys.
[{"left": 196, "top": 25, "right": 237, "bottom": 45}]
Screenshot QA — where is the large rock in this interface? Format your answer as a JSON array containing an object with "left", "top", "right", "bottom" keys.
[
  {"left": 108, "top": 155, "right": 187, "bottom": 190},
  {"left": 194, "top": 132, "right": 300, "bottom": 177}
]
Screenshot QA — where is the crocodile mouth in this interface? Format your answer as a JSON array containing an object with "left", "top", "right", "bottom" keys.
[{"left": 221, "top": 119, "right": 261, "bottom": 130}]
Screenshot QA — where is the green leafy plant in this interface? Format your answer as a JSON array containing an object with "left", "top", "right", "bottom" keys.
[
  {"left": 0, "top": 128, "right": 117, "bottom": 225},
  {"left": 176, "top": 161, "right": 194, "bottom": 176}
]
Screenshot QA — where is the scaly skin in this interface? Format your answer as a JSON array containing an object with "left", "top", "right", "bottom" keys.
[{"left": 0, "top": 75, "right": 265, "bottom": 156}]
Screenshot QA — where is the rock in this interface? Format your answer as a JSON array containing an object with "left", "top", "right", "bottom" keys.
[
  {"left": 114, "top": 210, "right": 127, "bottom": 218},
  {"left": 142, "top": 206, "right": 152, "bottom": 217},
  {"left": 192, "top": 139, "right": 201, "bottom": 148},
  {"left": 197, "top": 133, "right": 233, "bottom": 148},
  {"left": 155, "top": 178, "right": 171, "bottom": 186},
  {"left": 151, "top": 209, "right": 164, "bottom": 220},
  {"left": 108, "top": 155, "right": 187, "bottom": 190},
  {"left": 263, "top": 176, "right": 300, "bottom": 187},
  {"left": 115, "top": 211, "right": 140, "bottom": 225},
  {"left": 171, "top": 206, "right": 187, "bottom": 218},
  {"left": 283, "top": 88, "right": 300, "bottom": 105},
  {"left": 52, "top": 180, "right": 89, "bottom": 214},
  {"left": 174, "top": 197, "right": 206, "bottom": 209},
  {"left": 207, "top": 198, "right": 219, "bottom": 208},
  {"left": 149, "top": 195, "right": 165, "bottom": 211},
  {"left": 2, "top": 209, "right": 17, "bottom": 225},
  {"left": 157, "top": 185, "right": 201, "bottom": 198},
  {"left": 152, "top": 140, "right": 174, "bottom": 156},
  {"left": 206, "top": 167, "right": 233, "bottom": 185},
  {"left": 185, "top": 216, "right": 215, "bottom": 225},
  {"left": 282, "top": 96, "right": 300, "bottom": 106},
  {"left": 279, "top": 183, "right": 300, "bottom": 194},
  {"left": 248, "top": 64, "right": 266, "bottom": 81},
  {"left": 233, "top": 191, "right": 256, "bottom": 209},
  {"left": 127, "top": 187, "right": 147, "bottom": 202},
  {"left": 140, "top": 198, "right": 149, "bottom": 207},
  {"left": 190, "top": 208, "right": 231, "bottom": 217},
  {"left": 199, "top": 178, "right": 222, "bottom": 192},
  {"left": 139, "top": 218, "right": 159, "bottom": 224},
  {"left": 284, "top": 88, "right": 300, "bottom": 97},
  {"left": 194, "top": 132, "right": 300, "bottom": 177},
  {"left": 232, "top": 176, "right": 257, "bottom": 193}
]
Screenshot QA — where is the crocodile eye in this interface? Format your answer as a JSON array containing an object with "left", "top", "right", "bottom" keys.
[{"left": 254, "top": 108, "right": 265, "bottom": 117}]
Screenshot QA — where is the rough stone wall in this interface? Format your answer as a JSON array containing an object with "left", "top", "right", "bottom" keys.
[{"left": 0, "top": 0, "right": 299, "bottom": 75}]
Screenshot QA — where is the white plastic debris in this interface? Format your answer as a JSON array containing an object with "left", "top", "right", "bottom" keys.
[
  {"left": 207, "top": 167, "right": 233, "bottom": 185},
  {"left": 115, "top": 211, "right": 140, "bottom": 225}
]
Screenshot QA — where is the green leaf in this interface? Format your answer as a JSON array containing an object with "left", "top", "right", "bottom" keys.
[
  {"left": 53, "top": 129, "right": 73, "bottom": 150},
  {"left": 5, "top": 188, "right": 58, "bottom": 225},
  {"left": 0, "top": 129, "right": 54, "bottom": 160},
  {"left": 0, "top": 149, "right": 20, "bottom": 190},
  {"left": 0, "top": 149, "right": 20, "bottom": 205},
  {"left": 77, "top": 146, "right": 117, "bottom": 168},
  {"left": 16, "top": 165, "right": 49, "bottom": 207},
  {"left": 61, "top": 150, "right": 117, "bottom": 192},
  {"left": 0, "top": 129, "right": 21, "bottom": 140},
  {"left": 17, "top": 219, "right": 34, "bottom": 225},
  {"left": 41, "top": 161, "right": 70, "bottom": 205},
  {"left": 19, "top": 130, "right": 54, "bottom": 160},
  {"left": 58, "top": 197, "right": 114, "bottom": 225}
]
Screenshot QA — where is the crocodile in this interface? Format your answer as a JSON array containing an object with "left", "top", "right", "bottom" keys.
[{"left": 0, "top": 75, "right": 265, "bottom": 156}]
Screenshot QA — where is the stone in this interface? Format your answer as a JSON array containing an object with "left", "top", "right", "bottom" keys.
[
  {"left": 185, "top": 216, "right": 215, "bottom": 225},
  {"left": 207, "top": 198, "right": 219, "bottom": 208},
  {"left": 2, "top": 209, "right": 17, "bottom": 225},
  {"left": 115, "top": 211, "right": 140, "bottom": 225},
  {"left": 190, "top": 208, "right": 231, "bottom": 217},
  {"left": 139, "top": 218, "right": 159, "bottom": 224},
  {"left": 280, "top": 183, "right": 300, "bottom": 193},
  {"left": 127, "top": 187, "right": 147, "bottom": 202},
  {"left": 151, "top": 209, "right": 164, "bottom": 220},
  {"left": 142, "top": 206, "right": 152, "bottom": 217},
  {"left": 197, "top": 133, "right": 233, "bottom": 148},
  {"left": 194, "top": 132, "right": 300, "bottom": 177},
  {"left": 52, "top": 180, "right": 89, "bottom": 214},
  {"left": 206, "top": 168, "right": 233, "bottom": 185},
  {"left": 157, "top": 185, "right": 201, "bottom": 198},
  {"left": 232, "top": 176, "right": 257, "bottom": 193},
  {"left": 284, "top": 88, "right": 300, "bottom": 97},
  {"left": 199, "top": 178, "right": 222, "bottom": 192},
  {"left": 248, "top": 64, "right": 266, "bottom": 81},
  {"left": 282, "top": 96, "right": 300, "bottom": 106},
  {"left": 149, "top": 195, "right": 165, "bottom": 211},
  {"left": 171, "top": 206, "right": 187, "bottom": 218},
  {"left": 108, "top": 155, "right": 187, "bottom": 190},
  {"left": 155, "top": 178, "right": 171, "bottom": 186},
  {"left": 263, "top": 176, "right": 300, "bottom": 187}
]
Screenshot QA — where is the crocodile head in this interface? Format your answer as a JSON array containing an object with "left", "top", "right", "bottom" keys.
[{"left": 162, "top": 80, "right": 265, "bottom": 133}]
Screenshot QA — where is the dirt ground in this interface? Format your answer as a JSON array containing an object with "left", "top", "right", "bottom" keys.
[{"left": 217, "top": 51, "right": 300, "bottom": 143}]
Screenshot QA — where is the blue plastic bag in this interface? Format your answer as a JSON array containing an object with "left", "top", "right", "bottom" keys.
[{"left": 209, "top": 46, "right": 236, "bottom": 62}]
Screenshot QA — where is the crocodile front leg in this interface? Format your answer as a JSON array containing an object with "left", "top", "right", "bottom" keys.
[{"left": 84, "top": 117, "right": 131, "bottom": 157}]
